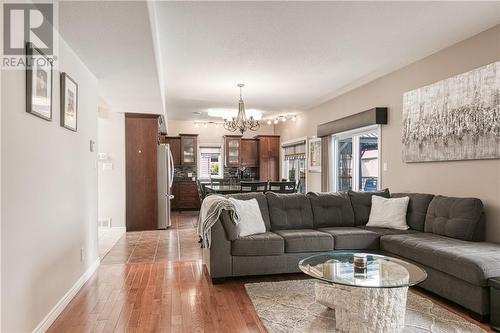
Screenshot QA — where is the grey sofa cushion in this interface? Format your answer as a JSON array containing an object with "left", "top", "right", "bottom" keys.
[
  {"left": 318, "top": 227, "right": 379, "bottom": 250},
  {"left": 391, "top": 193, "right": 434, "bottom": 231},
  {"left": 348, "top": 189, "right": 390, "bottom": 226},
  {"left": 274, "top": 229, "right": 333, "bottom": 253},
  {"left": 381, "top": 233, "right": 500, "bottom": 286},
  {"left": 267, "top": 192, "right": 314, "bottom": 230},
  {"left": 231, "top": 232, "right": 284, "bottom": 256},
  {"left": 425, "top": 195, "right": 485, "bottom": 241},
  {"left": 307, "top": 192, "right": 355, "bottom": 228}
]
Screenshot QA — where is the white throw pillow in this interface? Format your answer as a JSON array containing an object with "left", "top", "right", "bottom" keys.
[
  {"left": 229, "top": 198, "right": 267, "bottom": 237},
  {"left": 366, "top": 195, "right": 410, "bottom": 230}
]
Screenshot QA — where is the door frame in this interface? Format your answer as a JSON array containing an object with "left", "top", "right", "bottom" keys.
[{"left": 331, "top": 125, "right": 381, "bottom": 192}]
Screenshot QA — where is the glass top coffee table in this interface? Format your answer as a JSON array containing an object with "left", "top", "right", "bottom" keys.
[{"left": 299, "top": 252, "right": 427, "bottom": 333}]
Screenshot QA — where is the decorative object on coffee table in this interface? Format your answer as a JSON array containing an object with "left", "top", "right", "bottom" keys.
[
  {"left": 402, "top": 61, "right": 500, "bottom": 162},
  {"left": 299, "top": 252, "right": 427, "bottom": 333}
]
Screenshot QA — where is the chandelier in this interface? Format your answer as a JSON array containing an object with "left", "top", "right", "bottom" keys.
[{"left": 224, "top": 84, "right": 260, "bottom": 134}]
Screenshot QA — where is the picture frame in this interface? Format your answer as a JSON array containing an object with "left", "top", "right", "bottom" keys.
[
  {"left": 308, "top": 138, "right": 322, "bottom": 172},
  {"left": 26, "top": 42, "right": 53, "bottom": 121},
  {"left": 60, "top": 72, "right": 78, "bottom": 131}
]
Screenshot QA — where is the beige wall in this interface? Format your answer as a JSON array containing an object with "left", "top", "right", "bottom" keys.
[
  {"left": 1, "top": 38, "right": 99, "bottom": 331},
  {"left": 97, "top": 107, "right": 126, "bottom": 228},
  {"left": 276, "top": 25, "right": 500, "bottom": 243},
  {"left": 167, "top": 119, "right": 275, "bottom": 146}
]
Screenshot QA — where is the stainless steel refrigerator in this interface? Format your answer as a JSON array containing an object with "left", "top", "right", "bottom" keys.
[{"left": 158, "top": 143, "right": 175, "bottom": 229}]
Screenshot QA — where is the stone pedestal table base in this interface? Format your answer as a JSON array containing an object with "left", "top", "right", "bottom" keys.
[{"left": 315, "top": 282, "right": 408, "bottom": 333}]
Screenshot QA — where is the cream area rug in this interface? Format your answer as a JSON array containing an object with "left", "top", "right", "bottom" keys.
[{"left": 245, "top": 279, "right": 486, "bottom": 333}]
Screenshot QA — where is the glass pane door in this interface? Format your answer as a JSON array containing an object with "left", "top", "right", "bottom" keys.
[
  {"left": 334, "top": 126, "right": 379, "bottom": 192},
  {"left": 358, "top": 131, "right": 379, "bottom": 191},
  {"left": 337, "top": 138, "right": 353, "bottom": 191}
]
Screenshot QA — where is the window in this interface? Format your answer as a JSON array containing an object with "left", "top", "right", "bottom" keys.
[
  {"left": 333, "top": 126, "right": 380, "bottom": 192},
  {"left": 199, "top": 147, "right": 223, "bottom": 179}
]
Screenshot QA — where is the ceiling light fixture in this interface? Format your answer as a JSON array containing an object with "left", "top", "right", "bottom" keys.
[
  {"left": 274, "top": 119, "right": 279, "bottom": 125},
  {"left": 223, "top": 84, "right": 260, "bottom": 134},
  {"left": 267, "top": 120, "right": 272, "bottom": 125}
]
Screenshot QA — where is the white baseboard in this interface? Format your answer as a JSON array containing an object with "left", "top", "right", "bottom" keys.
[{"left": 32, "top": 258, "right": 101, "bottom": 333}]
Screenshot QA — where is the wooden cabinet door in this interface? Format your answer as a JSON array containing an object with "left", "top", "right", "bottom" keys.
[
  {"left": 258, "top": 136, "right": 280, "bottom": 181},
  {"left": 258, "top": 137, "right": 269, "bottom": 181},
  {"left": 177, "top": 181, "right": 200, "bottom": 209},
  {"left": 165, "top": 137, "right": 181, "bottom": 166},
  {"left": 171, "top": 182, "right": 179, "bottom": 210},
  {"left": 125, "top": 114, "right": 159, "bottom": 231},
  {"left": 225, "top": 136, "right": 242, "bottom": 167},
  {"left": 180, "top": 135, "right": 197, "bottom": 165},
  {"left": 241, "top": 139, "right": 258, "bottom": 167},
  {"left": 268, "top": 137, "right": 280, "bottom": 181}
]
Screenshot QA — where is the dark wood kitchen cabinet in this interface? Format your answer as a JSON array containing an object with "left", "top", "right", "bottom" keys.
[
  {"left": 241, "top": 139, "right": 259, "bottom": 167},
  {"left": 125, "top": 113, "right": 159, "bottom": 231},
  {"left": 180, "top": 134, "right": 198, "bottom": 165},
  {"left": 173, "top": 181, "right": 200, "bottom": 210},
  {"left": 224, "top": 135, "right": 242, "bottom": 167},
  {"left": 164, "top": 136, "right": 181, "bottom": 166},
  {"left": 256, "top": 135, "right": 280, "bottom": 181}
]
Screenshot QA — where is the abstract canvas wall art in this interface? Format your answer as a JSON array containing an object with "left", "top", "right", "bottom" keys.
[{"left": 402, "top": 61, "right": 500, "bottom": 162}]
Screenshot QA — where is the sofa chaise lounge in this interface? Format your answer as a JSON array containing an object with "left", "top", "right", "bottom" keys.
[{"left": 202, "top": 190, "right": 500, "bottom": 320}]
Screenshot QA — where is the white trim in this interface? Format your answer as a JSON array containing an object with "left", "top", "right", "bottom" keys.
[{"left": 32, "top": 258, "right": 101, "bottom": 333}]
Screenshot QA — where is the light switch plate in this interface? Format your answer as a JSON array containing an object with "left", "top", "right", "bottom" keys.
[{"left": 103, "top": 162, "right": 113, "bottom": 171}]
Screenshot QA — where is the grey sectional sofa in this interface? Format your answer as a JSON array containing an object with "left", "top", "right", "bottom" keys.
[{"left": 202, "top": 190, "right": 500, "bottom": 320}]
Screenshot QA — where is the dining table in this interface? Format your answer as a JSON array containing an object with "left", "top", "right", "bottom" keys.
[{"left": 203, "top": 184, "right": 244, "bottom": 195}]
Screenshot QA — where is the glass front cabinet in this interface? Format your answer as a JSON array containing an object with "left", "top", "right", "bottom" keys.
[
  {"left": 180, "top": 134, "right": 198, "bottom": 165},
  {"left": 224, "top": 135, "right": 242, "bottom": 167}
]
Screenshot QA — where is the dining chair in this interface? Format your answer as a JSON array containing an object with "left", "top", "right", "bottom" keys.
[
  {"left": 196, "top": 180, "right": 206, "bottom": 201},
  {"left": 240, "top": 181, "right": 268, "bottom": 192},
  {"left": 268, "top": 181, "right": 297, "bottom": 193}
]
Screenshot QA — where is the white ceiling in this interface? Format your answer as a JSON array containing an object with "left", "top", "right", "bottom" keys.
[
  {"left": 152, "top": 1, "right": 500, "bottom": 121},
  {"left": 57, "top": 1, "right": 500, "bottom": 121},
  {"left": 59, "top": 1, "right": 164, "bottom": 115}
]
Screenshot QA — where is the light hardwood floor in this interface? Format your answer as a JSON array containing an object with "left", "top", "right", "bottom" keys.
[{"left": 49, "top": 212, "right": 493, "bottom": 332}]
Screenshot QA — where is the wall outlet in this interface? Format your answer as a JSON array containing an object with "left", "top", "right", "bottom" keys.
[
  {"left": 98, "top": 218, "right": 112, "bottom": 228},
  {"left": 383, "top": 162, "right": 388, "bottom": 172},
  {"left": 80, "top": 248, "right": 85, "bottom": 262}
]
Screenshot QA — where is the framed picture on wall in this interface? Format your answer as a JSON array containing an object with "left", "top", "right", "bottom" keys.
[
  {"left": 26, "top": 42, "right": 53, "bottom": 121},
  {"left": 60, "top": 72, "right": 78, "bottom": 131},
  {"left": 308, "top": 138, "right": 322, "bottom": 172}
]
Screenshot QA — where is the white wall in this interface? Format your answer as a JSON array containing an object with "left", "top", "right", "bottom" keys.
[
  {"left": 1, "top": 37, "right": 99, "bottom": 332},
  {"left": 276, "top": 25, "right": 500, "bottom": 243},
  {"left": 97, "top": 107, "right": 125, "bottom": 228}
]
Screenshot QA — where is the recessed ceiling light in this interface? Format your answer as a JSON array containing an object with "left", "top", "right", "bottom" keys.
[
  {"left": 266, "top": 120, "right": 272, "bottom": 125},
  {"left": 281, "top": 116, "right": 287, "bottom": 123},
  {"left": 273, "top": 119, "right": 279, "bottom": 125}
]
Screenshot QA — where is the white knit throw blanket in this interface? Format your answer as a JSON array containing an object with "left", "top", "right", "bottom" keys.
[{"left": 197, "top": 195, "right": 239, "bottom": 248}]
